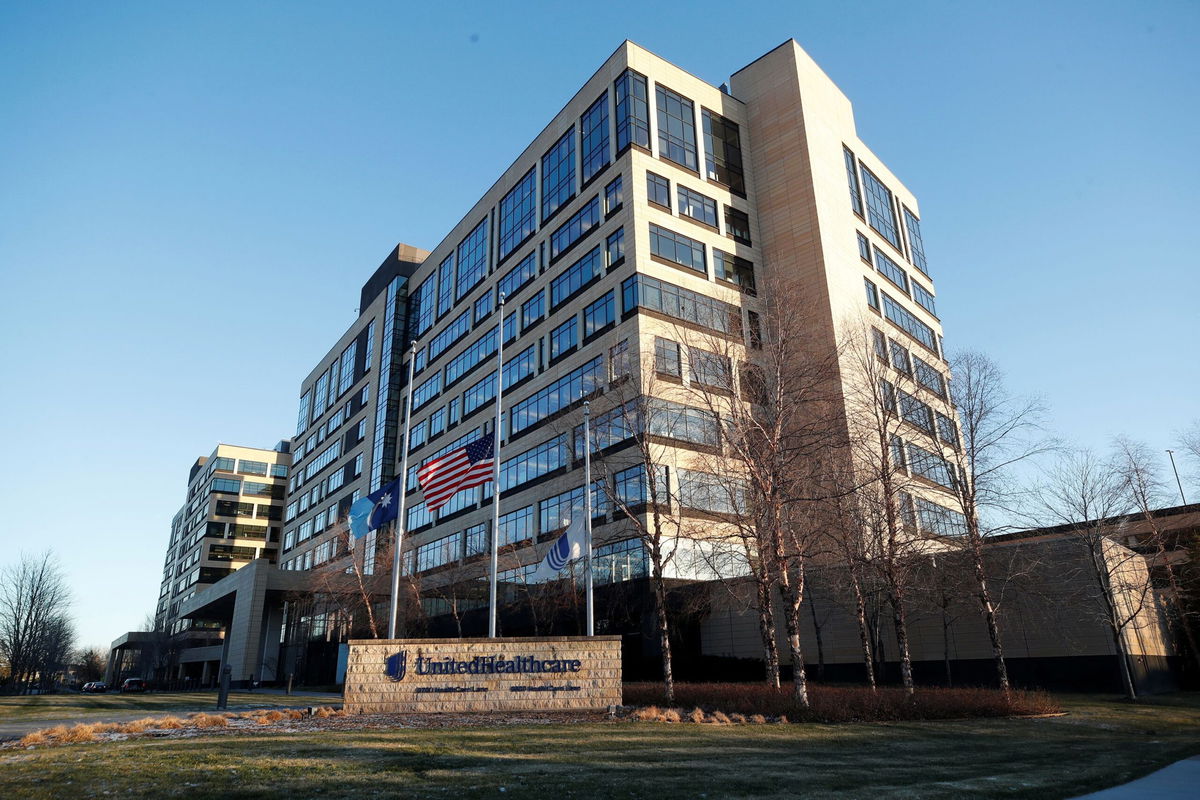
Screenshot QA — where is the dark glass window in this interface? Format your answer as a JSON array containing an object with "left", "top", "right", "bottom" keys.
[
  {"left": 844, "top": 146, "right": 864, "bottom": 216},
  {"left": 689, "top": 346, "right": 731, "bottom": 390},
  {"left": 498, "top": 167, "right": 537, "bottom": 261},
  {"left": 677, "top": 185, "right": 718, "bottom": 227},
  {"left": 436, "top": 255, "right": 454, "bottom": 317},
  {"left": 655, "top": 336, "right": 681, "bottom": 377},
  {"left": 890, "top": 340, "right": 912, "bottom": 375},
  {"left": 413, "top": 373, "right": 441, "bottom": 410},
  {"left": 724, "top": 206, "right": 751, "bottom": 245},
  {"left": 428, "top": 310, "right": 470, "bottom": 362},
  {"left": 865, "top": 278, "right": 880, "bottom": 310},
  {"left": 614, "top": 69, "right": 650, "bottom": 152},
  {"left": 747, "top": 311, "right": 762, "bottom": 350},
  {"left": 647, "top": 172, "right": 670, "bottom": 208},
  {"left": 713, "top": 250, "right": 755, "bottom": 294},
  {"left": 212, "top": 456, "right": 236, "bottom": 472},
  {"left": 580, "top": 92, "right": 610, "bottom": 183},
  {"left": 408, "top": 275, "right": 435, "bottom": 337},
  {"left": 550, "top": 246, "right": 602, "bottom": 309},
  {"left": 509, "top": 358, "right": 604, "bottom": 435},
  {"left": 857, "top": 232, "right": 870, "bottom": 261},
  {"left": 913, "top": 282, "right": 937, "bottom": 317},
  {"left": 455, "top": 219, "right": 488, "bottom": 301},
  {"left": 604, "top": 175, "right": 623, "bottom": 214},
  {"left": 873, "top": 246, "right": 909, "bottom": 294},
  {"left": 237, "top": 460, "right": 268, "bottom": 476},
  {"left": 474, "top": 291, "right": 494, "bottom": 322},
  {"left": 498, "top": 251, "right": 537, "bottom": 302},
  {"left": 656, "top": 85, "right": 698, "bottom": 171},
  {"left": 521, "top": 290, "right": 544, "bottom": 330},
  {"left": 904, "top": 208, "right": 928, "bottom": 275},
  {"left": 541, "top": 128, "right": 576, "bottom": 221},
  {"left": 702, "top": 109, "right": 745, "bottom": 194},
  {"left": 606, "top": 227, "right": 624, "bottom": 266},
  {"left": 549, "top": 196, "right": 600, "bottom": 262},
  {"left": 444, "top": 326, "right": 498, "bottom": 386},
  {"left": 882, "top": 293, "right": 937, "bottom": 351},
  {"left": 649, "top": 223, "right": 705, "bottom": 274},
  {"left": 622, "top": 274, "right": 739, "bottom": 335},
  {"left": 861, "top": 166, "right": 901, "bottom": 249},
  {"left": 550, "top": 317, "right": 578, "bottom": 360},
  {"left": 583, "top": 291, "right": 615, "bottom": 338}
]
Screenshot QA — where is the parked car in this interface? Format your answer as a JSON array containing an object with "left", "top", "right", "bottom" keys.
[
  {"left": 81, "top": 681, "right": 108, "bottom": 693},
  {"left": 120, "top": 678, "right": 146, "bottom": 693}
]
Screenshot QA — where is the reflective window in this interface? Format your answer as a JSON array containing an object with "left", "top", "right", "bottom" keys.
[
  {"left": 857, "top": 232, "right": 871, "bottom": 262},
  {"left": 428, "top": 310, "right": 471, "bottom": 362},
  {"left": 605, "top": 175, "right": 623, "bottom": 214},
  {"left": 916, "top": 498, "right": 967, "bottom": 536},
  {"left": 550, "top": 246, "right": 602, "bottom": 309},
  {"left": 437, "top": 255, "right": 454, "bottom": 317},
  {"left": 510, "top": 357, "right": 605, "bottom": 434},
  {"left": 541, "top": 128, "right": 576, "bottom": 221},
  {"left": 913, "top": 281, "right": 937, "bottom": 317},
  {"left": 724, "top": 206, "right": 751, "bottom": 245},
  {"left": 580, "top": 92, "right": 610, "bottom": 183},
  {"left": 656, "top": 84, "right": 698, "bottom": 170},
  {"left": 689, "top": 346, "right": 732, "bottom": 390},
  {"left": 865, "top": 278, "right": 880, "bottom": 310},
  {"left": 413, "top": 373, "right": 441, "bottom": 410},
  {"left": 499, "top": 505, "right": 535, "bottom": 546},
  {"left": 583, "top": 291, "right": 615, "bottom": 338},
  {"left": 647, "top": 172, "right": 670, "bottom": 208},
  {"left": 844, "top": 146, "right": 864, "bottom": 216},
  {"left": 521, "top": 290, "right": 545, "bottom": 330},
  {"left": 498, "top": 167, "right": 537, "bottom": 261},
  {"left": 655, "top": 336, "right": 681, "bottom": 377},
  {"left": 606, "top": 227, "right": 624, "bottom": 266},
  {"left": 614, "top": 69, "right": 650, "bottom": 152},
  {"left": 455, "top": 219, "right": 488, "bottom": 301},
  {"left": 713, "top": 249, "right": 755, "bottom": 294},
  {"left": 622, "top": 274, "right": 738, "bottom": 335},
  {"left": 444, "top": 326, "right": 498, "bottom": 386},
  {"left": 861, "top": 166, "right": 901, "bottom": 249},
  {"left": 882, "top": 293, "right": 937, "bottom": 351},
  {"left": 549, "top": 195, "right": 600, "bottom": 262},
  {"left": 649, "top": 223, "right": 705, "bottom": 274},
  {"left": 498, "top": 250, "right": 538, "bottom": 302},
  {"left": 873, "top": 246, "right": 909, "bottom": 295},
  {"left": 648, "top": 398, "right": 719, "bottom": 445},
  {"left": 903, "top": 207, "right": 928, "bottom": 275},
  {"left": 337, "top": 341, "right": 357, "bottom": 395},
  {"left": 474, "top": 290, "right": 494, "bottom": 322},
  {"left": 677, "top": 185, "right": 718, "bottom": 227},
  {"left": 702, "top": 109, "right": 745, "bottom": 194},
  {"left": 550, "top": 317, "right": 577, "bottom": 360},
  {"left": 499, "top": 435, "right": 568, "bottom": 491}
]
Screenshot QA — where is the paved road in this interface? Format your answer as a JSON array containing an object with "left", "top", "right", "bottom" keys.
[
  {"left": 0, "top": 691, "right": 343, "bottom": 742},
  {"left": 1073, "top": 756, "right": 1200, "bottom": 799}
]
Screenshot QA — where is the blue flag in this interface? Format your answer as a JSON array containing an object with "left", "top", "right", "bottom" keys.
[{"left": 348, "top": 476, "right": 403, "bottom": 539}]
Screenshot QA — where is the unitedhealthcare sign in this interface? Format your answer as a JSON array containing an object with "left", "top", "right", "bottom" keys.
[{"left": 344, "top": 637, "right": 622, "bottom": 714}]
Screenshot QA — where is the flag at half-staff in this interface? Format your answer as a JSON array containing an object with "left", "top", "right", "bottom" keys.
[
  {"left": 532, "top": 510, "right": 588, "bottom": 582},
  {"left": 416, "top": 432, "right": 496, "bottom": 512},
  {"left": 347, "top": 475, "right": 403, "bottom": 540}
]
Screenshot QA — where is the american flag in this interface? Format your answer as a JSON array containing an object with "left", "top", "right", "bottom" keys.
[{"left": 416, "top": 432, "right": 496, "bottom": 512}]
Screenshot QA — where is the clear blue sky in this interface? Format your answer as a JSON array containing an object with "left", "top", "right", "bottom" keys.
[{"left": 1, "top": 1, "right": 1196, "bottom": 650}]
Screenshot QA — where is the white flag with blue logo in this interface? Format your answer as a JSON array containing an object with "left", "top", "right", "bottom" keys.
[{"left": 532, "top": 510, "right": 587, "bottom": 581}]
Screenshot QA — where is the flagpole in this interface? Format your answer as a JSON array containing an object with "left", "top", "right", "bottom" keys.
[
  {"left": 387, "top": 341, "right": 418, "bottom": 639},
  {"left": 488, "top": 293, "right": 506, "bottom": 638},
  {"left": 583, "top": 400, "right": 595, "bottom": 637}
]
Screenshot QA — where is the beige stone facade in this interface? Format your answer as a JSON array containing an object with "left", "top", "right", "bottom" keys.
[{"left": 344, "top": 636, "right": 621, "bottom": 714}]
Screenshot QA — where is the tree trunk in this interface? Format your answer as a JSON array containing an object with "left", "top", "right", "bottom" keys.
[
  {"left": 778, "top": 562, "right": 810, "bottom": 708},
  {"left": 652, "top": 570, "right": 675, "bottom": 706},
  {"left": 889, "top": 584, "right": 915, "bottom": 695},
  {"left": 941, "top": 601, "right": 953, "bottom": 688},
  {"left": 807, "top": 583, "right": 825, "bottom": 681},
  {"left": 849, "top": 569, "right": 877, "bottom": 690},
  {"left": 755, "top": 573, "right": 781, "bottom": 688},
  {"left": 969, "top": 528, "right": 1010, "bottom": 691}
]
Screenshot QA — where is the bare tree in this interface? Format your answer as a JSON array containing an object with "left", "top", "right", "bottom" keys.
[
  {"left": 934, "top": 350, "right": 1049, "bottom": 692},
  {"left": 76, "top": 646, "right": 108, "bottom": 684},
  {"left": 1178, "top": 421, "right": 1200, "bottom": 496},
  {"left": 1035, "top": 449, "right": 1151, "bottom": 700},
  {"left": 0, "top": 551, "right": 75, "bottom": 694}
]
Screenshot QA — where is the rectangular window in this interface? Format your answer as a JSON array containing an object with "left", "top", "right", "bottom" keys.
[
  {"left": 463, "top": 371, "right": 497, "bottom": 416},
  {"left": 647, "top": 398, "right": 719, "bottom": 446},
  {"left": 409, "top": 277, "right": 435, "bottom": 338},
  {"left": 409, "top": 418, "right": 428, "bottom": 451},
  {"left": 444, "top": 326, "right": 498, "bottom": 386},
  {"left": 429, "top": 406, "right": 447, "bottom": 437},
  {"left": 498, "top": 250, "right": 538, "bottom": 302},
  {"left": 236, "top": 459, "right": 267, "bottom": 476},
  {"left": 474, "top": 290, "right": 494, "bottom": 322},
  {"left": 913, "top": 282, "right": 937, "bottom": 317},
  {"left": 463, "top": 522, "right": 489, "bottom": 557},
  {"left": 582, "top": 291, "right": 615, "bottom": 338},
  {"left": 455, "top": 219, "right": 488, "bottom": 301},
  {"left": 844, "top": 146, "right": 864, "bottom": 216},
  {"left": 413, "top": 373, "right": 441, "bottom": 410},
  {"left": 865, "top": 278, "right": 880, "bottom": 310},
  {"left": 521, "top": 290, "right": 545, "bottom": 330},
  {"left": 861, "top": 166, "right": 901, "bottom": 249},
  {"left": 899, "top": 389, "right": 934, "bottom": 433},
  {"left": 724, "top": 206, "right": 751, "bottom": 245},
  {"left": 337, "top": 342, "right": 357, "bottom": 395},
  {"left": 540, "top": 486, "right": 585, "bottom": 534},
  {"left": 509, "top": 357, "right": 604, "bottom": 435},
  {"left": 649, "top": 223, "right": 705, "bottom": 274},
  {"left": 270, "top": 464, "right": 288, "bottom": 478},
  {"left": 713, "top": 250, "right": 755, "bottom": 294},
  {"left": 623, "top": 274, "right": 739, "bottom": 335},
  {"left": 677, "top": 185, "right": 718, "bottom": 227},
  {"left": 499, "top": 435, "right": 568, "bottom": 491},
  {"left": 936, "top": 412, "right": 959, "bottom": 447},
  {"left": 614, "top": 69, "right": 650, "bottom": 152},
  {"left": 549, "top": 195, "right": 600, "bottom": 262},
  {"left": 656, "top": 84, "right": 698, "bottom": 171},
  {"left": 606, "top": 227, "right": 624, "bottom": 266},
  {"left": 916, "top": 497, "right": 967, "bottom": 537},
  {"left": 211, "top": 477, "right": 241, "bottom": 494},
  {"left": 857, "top": 232, "right": 871, "bottom": 262},
  {"left": 437, "top": 254, "right": 454, "bottom": 317},
  {"left": 604, "top": 175, "right": 623, "bottom": 214},
  {"left": 498, "top": 167, "right": 537, "bottom": 261},
  {"left": 647, "top": 172, "right": 671, "bottom": 208},
  {"left": 873, "top": 246, "right": 909, "bottom": 294},
  {"left": 312, "top": 370, "right": 329, "bottom": 421},
  {"left": 296, "top": 390, "right": 311, "bottom": 436},
  {"left": 498, "top": 505, "right": 535, "bottom": 546},
  {"left": 890, "top": 340, "right": 912, "bottom": 375},
  {"left": 550, "top": 317, "right": 577, "bottom": 360},
  {"left": 882, "top": 294, "right": 937, "bottom": 351},
  {"left": 549, "top": 246, "right": 602, "bottom": 309},
  {"left": 580, "top": 91, "right": 610, "bottom": 183},
  {"left": 609, "top": 338, "right": 630, "bottom": 381},
  {"left": 702, "top": 109, "right": 745, "bottom": 194},
  {"left": 913, "top": 356, "right": 947, "bottom": 398},
  {"left": 541, "top": 128, "right": 576, "bottom": 221},
  {"left": 679, "top": 468, "right": 741, "bottom": 514},
  {"left": 747, "top": 311, "right": 762, "bottom": 350},
  {"left": 504, "top": 344, "right": 538, "bottom": 389},
  {"left": 903, "top": 207, "right": 928, "bottom": 275},
  {"left": 689, "top": 346, "right": 731, "bottom": 391},
  {"left": 872, "top": 328, "right": 887, "bottom": 360},
  {"left": 428, "top": 310, "right": 471, "bottom": 362},
  {"left": 908, "top": 442, "right": 957, "bottom": 489}
]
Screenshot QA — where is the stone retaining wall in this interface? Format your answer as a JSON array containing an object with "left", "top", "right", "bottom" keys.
[{"left": 344, "top": 636, "right": 622, "bottom": 714}]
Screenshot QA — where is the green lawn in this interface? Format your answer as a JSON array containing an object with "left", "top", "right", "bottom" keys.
[
  {"left": 0, "top": 693, "right": 1196, "bottom": 798},
  {"left": 0, "top": 691, "right": 340, "bottom": 722}
]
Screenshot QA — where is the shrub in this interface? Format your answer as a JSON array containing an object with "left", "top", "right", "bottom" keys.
[
  {"left": 687, "top": 708, "right": 707, "bottom": 724},
  {"left": 622, "top": 683, "right": 1059, "bottom": 724},
  {"left": 191, "top": 713, "right": 230, "bottom": 728}
]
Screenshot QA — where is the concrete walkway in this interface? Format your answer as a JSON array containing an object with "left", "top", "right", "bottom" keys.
[
  {"left": 0, "top": 691, "right": 343, "bottom": 742},
  {"left": 1074, "top": 756, "right": 1200, "bottom": 798}
]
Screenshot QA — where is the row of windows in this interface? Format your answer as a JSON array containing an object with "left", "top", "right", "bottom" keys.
[
  {"left": 860, "top": 233, "right": 937, "bottom": 320},
  {"left": 845, "top": 145, "right": 928, "bottom": 277},
  {"left": 296, "top": 321, "right": 372, "bottom": 437},
  {"left": 647, "top": 171, "right": 752, "bottom": 246},
  {"left": 549, "top": 195, "right": 600, "bottom": 263},
  {"left": 622, "top": 273, "right": 742, "bottom": 337}
]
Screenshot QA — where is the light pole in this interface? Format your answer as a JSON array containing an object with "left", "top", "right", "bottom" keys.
[{"left": 1166, "top": 449, "right": 1187, "bottom": 505}]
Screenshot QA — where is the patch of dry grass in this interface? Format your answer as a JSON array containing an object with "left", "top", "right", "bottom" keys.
[{"left": 191, "top": 713, "right": 230, "bottom": 728}]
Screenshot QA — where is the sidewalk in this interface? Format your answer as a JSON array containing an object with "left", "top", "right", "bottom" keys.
[{"left": 1074, "top": 756, "right": 1200, "bottom": 799}]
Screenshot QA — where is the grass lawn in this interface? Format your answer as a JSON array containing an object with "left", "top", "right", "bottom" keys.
[
  {"left": 1, "top": 693, "right": 1197, "bottom": 799},
  {"left": 0, "top": 691, "right": 340, "bottom": 722}
]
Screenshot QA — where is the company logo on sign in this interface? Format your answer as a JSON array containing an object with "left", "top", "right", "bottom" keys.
[{"left": 385, "top": 651, "right": 407, "bottom": 682}]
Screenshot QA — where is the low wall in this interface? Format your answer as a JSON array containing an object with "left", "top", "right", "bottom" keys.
[{"left": 344, "top": 636, "right": 622, "bottom": 714}]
